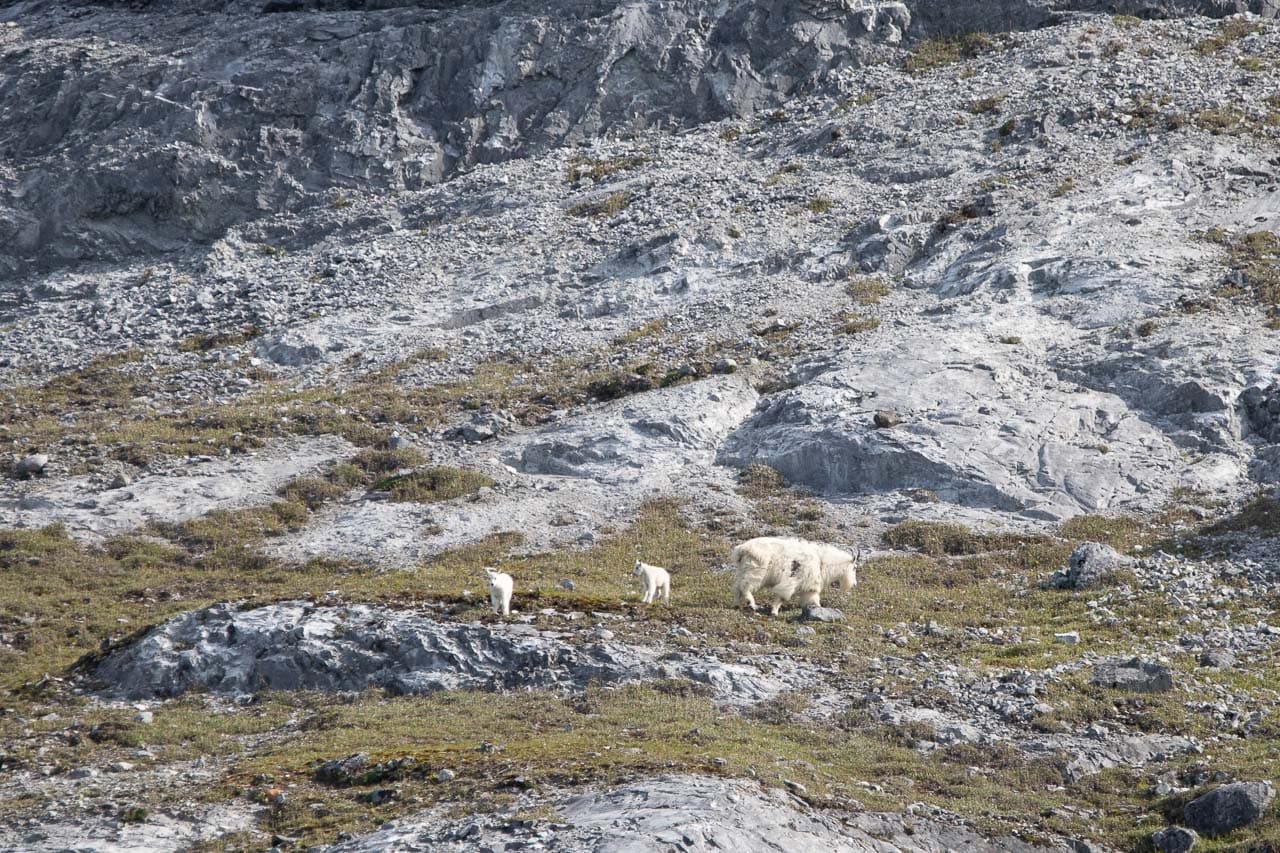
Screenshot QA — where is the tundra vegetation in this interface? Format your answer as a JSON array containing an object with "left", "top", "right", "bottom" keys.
[{"left": 3, "top": 491, "right": 1280, "bottom": 848}]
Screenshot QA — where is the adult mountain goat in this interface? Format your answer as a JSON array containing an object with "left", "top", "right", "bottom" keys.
[{"left": 731, "top": 536, "right": 858, "bottom": 616}]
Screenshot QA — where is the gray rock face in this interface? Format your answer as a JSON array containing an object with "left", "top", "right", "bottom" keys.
[
  {"left": 320, "top": 774, "right": 1081, "bottom": 852},
  {"left": 1182, "top": 781, "right": 1275, "bottom": 837},
  {"left": 0, "top": 0, "right": 911, "bottom": 278},
  {"left": 1058, "top": 541, "right": 1132, "bottom": 589},
  {"left": 0, "top": 436, "right": 352, "bottom": 542},
  {"left": 1151, "top": 826, "right": 1199, "bottom": 853},
  {"left": 1091, "top": 657, "right": 1173, "bottom": 694},
  {"left": 1241, "top": 383, "right": 1280, "bottom": 443},
  {"left": 717, "top": 331, "right": 1233, "bottom": 520},
  {"left": 517, "top": 375, "right": 758, "bottom": 481},
  {"left": 93, "top": 602, "right": 810, "bottom": 705}
]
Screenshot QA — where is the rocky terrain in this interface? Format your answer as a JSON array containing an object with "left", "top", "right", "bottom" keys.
[{"left": 3, "top": 0, "right": 1280, "bottom": 850}]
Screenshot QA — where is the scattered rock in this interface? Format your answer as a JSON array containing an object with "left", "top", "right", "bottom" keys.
[
  {"left": 558, "top": 579, "right": 576, "bottom": 591},
  {"left": 872, "top": 410, "right": 902, "bottom": 429},
  {"left": 713, "top": 358, "right": 739, "bottom": 375},
  {"left": 14, "top": 453, "right": 49, "bottom": 478},
  {"left": 1183, "top": 781, "right": 1275, "bottom": 838},
  {"left": 359, "top": 788, "right": 398, "bottom": 806},
  {"left": 800, "top": 606, "right": 845, "bottom": 623},
  {"left": 1091, "top": 657, "right": 1173, "bottom": 694},
  {"left": 133, "top": 711, "right": 154, "bottom": 724},
  {"left": 437, "top": 769, "right": 456, "bottom": 783},
  {"left": 1054, "top": 631, "right": 1080, "bottom": 645},
  {"left": 1151, "top": 826, "right": 1199, "bottom": 853},
  {"left": 1198, "top": 649, "right": 1235, "bottom": 669},
  {"left": 782, "top": 779, "right": 808, "bottom": 797}
]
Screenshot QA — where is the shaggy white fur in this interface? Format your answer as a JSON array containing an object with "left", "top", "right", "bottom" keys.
[
  {"left": 484, "top": 567, "right": 514, "bottom": 616},
  {"left": 633, "top": 559, "right": 672, "bottom": 604},
  {"left": 730, "top": 536, "right": 857, "bottom": 615}
]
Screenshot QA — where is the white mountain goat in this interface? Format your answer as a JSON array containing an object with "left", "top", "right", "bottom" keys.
[
  {"left": 484, "top": 567, "right": 514, "bottom": 616},
  {"left": 730, "top": 536, "right": 858, "bottom": 615},
  {"left": 632, "top": 559, "right": 671, "bottom": 605}
]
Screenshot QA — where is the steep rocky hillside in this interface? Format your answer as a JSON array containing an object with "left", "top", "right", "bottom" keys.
[{"left": 2, "top": 1, "right": 1280, "bottom": 851}]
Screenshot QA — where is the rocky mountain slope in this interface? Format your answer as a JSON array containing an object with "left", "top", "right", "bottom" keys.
[{"left": 3, "top": 0, "right": 1280, "bottom": 851}]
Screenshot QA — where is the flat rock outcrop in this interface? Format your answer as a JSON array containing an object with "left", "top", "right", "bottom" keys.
[
  {"left": 320, "top": 773, "right": 1084, "bottom": 852},
  {"left": 93, "top": 602, "right": 811, "bottom": 705}
]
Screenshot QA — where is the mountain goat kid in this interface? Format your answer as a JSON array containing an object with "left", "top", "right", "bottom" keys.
[
  {"left": 731, "top": 536, "right": 858, "bottom": 616},
  {"left": 484, "top": 567, "right": 514, "bottom": 616},
  {"left": 632, "top": 559, "right": 671, "bottom": 604}
]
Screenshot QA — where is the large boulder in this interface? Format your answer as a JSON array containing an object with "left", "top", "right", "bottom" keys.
[
  {"left": 1182, "top": 781, "right": 1275, "bottom": 838},
  {"left": 1054, "top": 541, "right": 1132, "bottom": 589},
  {"left": 1091, "top": 657, "right": 1173, "bottom": 694}
]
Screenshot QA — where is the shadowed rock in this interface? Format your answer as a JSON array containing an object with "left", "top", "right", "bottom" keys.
[
  {"left": 1151, "top": 826, "right": 1199, "bottom": 853},
  {"left": 1182, "top": 781, "right": 1275, "bottom": 838}
]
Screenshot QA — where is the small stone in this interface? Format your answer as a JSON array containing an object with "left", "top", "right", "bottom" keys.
[
  {"left": 1054, "top": 631, "right": 1080, "bottom": 645},
  {"left": 783, "top": 779, "right": 808, "bottom": 797},
  {"left": 109, "top": 471, "right": 132, "bottom": 489},
  {"left": 801, "top": 605, "right": 845, "bottom": 623},
  {"left": 67, "top": 767, "right": 98, "bottom": 780},
  {"left": 795, "top": 626, "right": 817, "bottom": 639},
  {"left": 1151, "top": 826, "right": 1198, "bottom": 853},
  {"left": 713, "top": 358, "right": 738, "bottom": 374},
  {"left": 133, "top": 711, "right": 154, "bottom": 724},
  {"left": 1183, "top": 781, "right": 1275, "bottom": 837},
  {"left": 107, "top": 761, "right": 134, "bottom": 773},
  {"left": 558, "top": 579, "right": 576, "bottom": 591},
  {"left": 1198, "top": 649, "right": 1235, "bottom": 669},
  {"left": 437, "top": 768, "right": 456, "bottom": 782},
  {"left": 591, "top": 628, "right": 614, "bottom": 641},
  {"left": 873, "top": 410, "right": 902, "bottom": 429},
  {"left": 14, "top": 454, "right": 49, "bottom": 478}
]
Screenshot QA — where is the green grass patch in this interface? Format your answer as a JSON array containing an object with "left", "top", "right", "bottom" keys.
[
  {"left": 177, "top": 325, "right": 262, "bottom": 353},
  {"left": 835, "top": 313, "right": 880, "bottom": 335},
  {"left": 568, "top": 191, "right": 632, "bottom": 218},
  {"left": 905, "top": 33, "right": 999, "bottom": 75},
  {"left": 566, "top": 154, "right": 649, "bottom": 184},
  {"left": 804, "top": 196, "right": 834, "bottom": 214},
  {"left": 1194, "top": 17, "right": 1262, "bottom": 54},
  {"left": 1203, "top": 494, "right": 1280, "bottom": 536},
  {"left": 846, "top": 275, "right": 890, "bottom": 306},
  {"left": 966, "top": 94, "right": 1005, "bottom": 115},
  {"left": 369, "top": 467, "right": 495, "bottom": 503}
]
